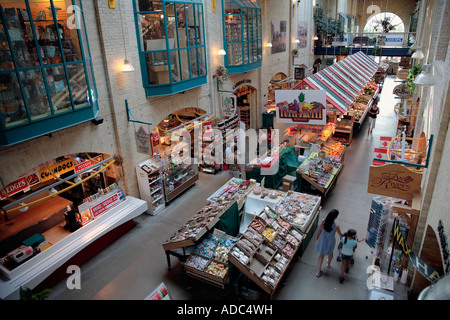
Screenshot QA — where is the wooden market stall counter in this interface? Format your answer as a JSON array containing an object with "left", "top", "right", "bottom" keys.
[
  {"left": 0, "top": 196, "right": 147, "bottom": 299},
  {"left": 0, "top": 196, "right": 72, "bottom": 255}
]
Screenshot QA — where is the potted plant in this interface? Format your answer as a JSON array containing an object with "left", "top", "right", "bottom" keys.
[
  {"left": 214, "top": 65, "right": 228, "bottom": 83},
  {"left": 19, "top": 286, "right": 51, "bottom": 300},
  {"left": 407, "top": 64, "right": 422, "bottom": 92},
  {"left": 291, "top": 48, "right": 299, "bottom": 57},
  {"left": 372, "top": 46, "right": 382, "bottom": 56}
]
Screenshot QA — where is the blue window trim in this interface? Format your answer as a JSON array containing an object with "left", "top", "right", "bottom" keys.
[
  {"left": 222, "top": 0, "right": 262, "bottom": 74},
  {"left": 133, "top": 0, "right": 207, "bottom": 97},
  {"left": 0, "top": 0, "right": 98, "bottom": 146}
]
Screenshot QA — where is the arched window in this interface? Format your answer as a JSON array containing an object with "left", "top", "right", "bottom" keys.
[{"left": 364, "top": 12, "right": 405, "bottom": 33}]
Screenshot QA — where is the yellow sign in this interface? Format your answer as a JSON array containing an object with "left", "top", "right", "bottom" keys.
[{"left": 39, "top": 158, "right": 75, "bottom": 182}]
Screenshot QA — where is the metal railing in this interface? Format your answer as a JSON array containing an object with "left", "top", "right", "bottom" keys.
[{"left": 318, "top": 32, "right": 416, "bottom": 49}]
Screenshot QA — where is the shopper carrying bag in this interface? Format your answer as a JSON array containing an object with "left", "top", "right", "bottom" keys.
[{"left": 315, "top": 209, "right": 343, "bottom": 277}]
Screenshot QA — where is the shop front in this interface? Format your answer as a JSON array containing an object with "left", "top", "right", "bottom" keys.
[{"left": 0, "top": 152, "right": 147, "bottom": 299}]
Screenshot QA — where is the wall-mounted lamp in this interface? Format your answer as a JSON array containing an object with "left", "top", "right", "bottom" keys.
[
  {"left": 217, "top": 49, "right": 226, "bottom": 56},
  {"left": 120, "top": 2, "right": 134, "bottom": 72},
  {"left": 313, "top": 35, "right": 318, "bottom": 40},
  {"left": 266, "top": 42, "right": 273, "bottom": 47},
  {"left": 294, "top": 39, "right": 300, "bottom": 43},
  {"left": 413, "top": 63, "right": 436, "bottom": 86}
]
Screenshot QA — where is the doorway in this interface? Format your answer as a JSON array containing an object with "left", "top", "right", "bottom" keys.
[{"left": 235, "top": 85, "right": 257, "bottom": 130}]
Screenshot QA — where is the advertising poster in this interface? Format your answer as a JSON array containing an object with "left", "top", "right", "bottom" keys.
[{"left": 275, "top": 90, "right": 326, "bottom": 125}]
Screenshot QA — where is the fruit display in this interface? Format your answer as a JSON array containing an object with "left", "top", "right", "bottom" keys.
[
  {"left": 318, "top": 122, "right": 336, "bottom": 141},
  {"left": 325, "top": 141, "right": 345, "bottom": 158}
]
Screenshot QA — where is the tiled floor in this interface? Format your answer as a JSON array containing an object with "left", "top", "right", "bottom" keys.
[{"left": 47, "top": 76, "right": 402, "bottom": 300}]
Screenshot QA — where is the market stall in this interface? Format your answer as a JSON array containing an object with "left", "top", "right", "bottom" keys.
[{"left": 0, "top": 154, "right": 147, "bottom": 299}]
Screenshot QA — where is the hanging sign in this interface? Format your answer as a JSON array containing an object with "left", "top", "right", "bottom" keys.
[
  {"left": 74, "top": 155, "right": 103, "bottom": 173},
  {"left": 377, "top": 34, "right": 404, "bottom": 47},
  {"left": 38, "top": 158, "right": 75, "bottom": 183},
  {"left": 368, "top": 163, "right": 422, "bottom": 202},
  {"left": 393, "top": 218, "right": 443, "bottom": 283},
  {"left": 222, "top": 95, "right": 236, "bottom": 118},
  {"left": 275, "top": 90, "right": 326, "bottom": 125},
  {"left": 135, "top": 126, "right": 152, "bottom": 155},
  {"left": 396, "top": 68, "right": 410, "bottom": 80},
  {"left": 0, "top": 177, "right": 29, "bottom": 200}
]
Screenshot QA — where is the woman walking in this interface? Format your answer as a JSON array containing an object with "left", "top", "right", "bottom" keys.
[
  {"left": 315, "top": 209, "right": 343, "bottom": 277},
  {"left": 367, "top": 97, "right": 380, "bottom": 134}
]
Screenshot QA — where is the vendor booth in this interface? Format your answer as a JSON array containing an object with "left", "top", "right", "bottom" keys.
[{"left": 0, "top": 153, "right": 147, "bottom": 299}]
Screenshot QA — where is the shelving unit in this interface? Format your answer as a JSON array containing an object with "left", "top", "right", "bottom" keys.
[
  {"left": 136, "top": 159, "right": 165, "bottom": 215},
  {"left": 163, "top": 163, "right": 199, "bottom": 203}
]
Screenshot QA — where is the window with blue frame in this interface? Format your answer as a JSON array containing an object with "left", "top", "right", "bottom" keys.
[
  {"left": 0, "top": 0, "right": 98, "bottom": 146},
  {"left": 222, "top": 0, "right": 261, "bottom": 74},
  {"left": 134, "top": 0, "right": 207, "bottom": 97}
]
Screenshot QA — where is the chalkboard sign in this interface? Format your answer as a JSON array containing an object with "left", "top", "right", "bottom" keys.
[{"left": 294, "top": 67, "right": 305, "bottom": 80}]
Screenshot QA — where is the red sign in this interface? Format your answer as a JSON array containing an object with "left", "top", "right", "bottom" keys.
[
  {"left": 0, "top": 177, "right": 29, "bottom": 200},
  {"left": 74, "top": 156, "right": 103, "bottom": 173},
  {"left": 90, "top": 193, "right": 120, "bottom": 218}
]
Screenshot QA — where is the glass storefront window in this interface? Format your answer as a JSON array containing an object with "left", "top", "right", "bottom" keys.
[
  {"left": 134, "top": 0, "right": 207, "bottom": 97},
  {"left": 222, "top": 0, "right": 261, "bottom": 73},
  {"left": 0, "top": 0, "right": 96, "bottom": 143}
]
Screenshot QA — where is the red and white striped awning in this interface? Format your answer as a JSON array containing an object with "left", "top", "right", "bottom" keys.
[{"left": 303, "top": 52, "right": 378, "bottom": 113}]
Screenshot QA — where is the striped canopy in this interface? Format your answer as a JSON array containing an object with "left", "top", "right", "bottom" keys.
[{"left": 303, "top": 52, "right": 378, "bottom": 113}]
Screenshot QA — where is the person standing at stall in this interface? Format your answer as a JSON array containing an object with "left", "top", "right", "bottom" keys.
[
  {"left": 367, "top": 97, "right": 380, "bottom": 134},
  {"left": 315, "top": 209, "right": 343, "bottom": 277}
]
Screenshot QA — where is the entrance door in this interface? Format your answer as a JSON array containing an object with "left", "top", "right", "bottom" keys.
[{"left": 236, "top": 85, "right": 256, "bottom": 130}]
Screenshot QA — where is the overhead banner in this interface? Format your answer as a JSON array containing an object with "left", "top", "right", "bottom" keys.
[
  {"left": 393, "top": 218, "right": 443, "bottom": 283},
  {"left": 275, "top": 90, "right": 326, "bottom": 125}
]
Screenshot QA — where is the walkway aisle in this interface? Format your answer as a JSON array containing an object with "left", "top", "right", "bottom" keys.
[
  {"left": 274, "top": 75, "right": 399, "bottom": 299},
  {"left": 48, "top": 76, "right": 399, "bottom": 300}
]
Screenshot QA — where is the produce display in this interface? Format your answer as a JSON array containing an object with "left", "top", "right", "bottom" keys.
[
  {"left": 324, "top": 141, "right": 345, "bottom": 158},
  {"left": 318, "top": 122, "right": 336, "bottom": 141},
  {"left": 229, "top": 206, "right": 304, "bottom": 293}
]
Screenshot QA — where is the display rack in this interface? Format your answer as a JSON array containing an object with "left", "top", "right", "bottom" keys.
[
  {"left": 229, "top": 206, "right": 304, "bottom": 298},
  {"left": 136, "top": 159, "right": 165, "bottom": 215},
  {"left": 163, "top": 163, "right": 199, "bottom": 203}
]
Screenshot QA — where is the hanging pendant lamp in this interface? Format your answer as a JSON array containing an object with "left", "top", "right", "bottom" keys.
[{"left": 413, "top": 64, "right": 436, "bottom": 86}]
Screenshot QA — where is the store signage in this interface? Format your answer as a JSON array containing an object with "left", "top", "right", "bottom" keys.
[
  {"left": 396, "top": 68, "right": 410, "bottom": 80},
  {"left": 0, "top": 177, "right": 29, "bottom": 200},
  {"left": 438, "top": 220, "right": 450, "bottom": 274},
  {"left": 393, "top": 218, "right": 443, "bottom": 283},
  {"left": 275, "top": 90, "right": 326, "bottom": 125},
  {"left": 232, "top": 79, "right": 251, "bottom": 90},
  {"left": 135, "top": 126, "right": 152, "bottom": 155},
  {"left": 377, "top": 34, "right": 404, "bottom": 47},
  {"left": 38, "top": 158, "right": 75, "bottom": 182},
  {"left": 368, "top": 163, "right": 422, "bottom": 202},
  {"left": 373, "top": 148, "right": 387, "bottom": 166},
  {"left": 74, "top": 155, "right": 103, "bottom": 173},
  {"left": 294, "top": 66, "right": 306, "bottom": 80},
  {"left": 222, "top": 95, "right": 236, "bottom": 117},
  {"left": 90, "top": 192, "right": 122, "bottom": 218}
]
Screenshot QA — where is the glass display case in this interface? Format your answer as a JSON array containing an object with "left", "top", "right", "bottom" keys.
[
  {"left": 222, "top": 0, "right": 261, "bottom": 73},
  {"left": 0, "top": 1, "right": 96, "bottom": 146},
  {"left": 163, "top": 163, "right": 199, "bottom": 202}
]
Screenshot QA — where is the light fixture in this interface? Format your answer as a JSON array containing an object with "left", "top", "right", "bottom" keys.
[
  {"left": 217, "top": 49, "right": 226, "bottom": 56},
  {"left": 411, "top": 48, "right": 424, "bottom": 59},
  {"left": 121, "top": 58, "right": 135, "bottom": 72},
  {"left": 50, "top": 187, "right": 58, "bottom": 195},
  {"left": 18, "top": 202, "right": 28, "bottom": 212},
  {"left": 413, "top": 64, "right": 436, "bottom": 86},
  {"left": 74, "top": 175, "right": 82, "bottom": 183},
  {"left": 119, "top": 2, "right": 134, "bottom": 72},
  {"left": 266, "top": 42, "right": 273, "bottom": 47},
  {"left": 294, "top": 39, "right": 300, "bottom": 43},
  {"left": 313, "top": 35, "right": 318, "bottom": 40}
]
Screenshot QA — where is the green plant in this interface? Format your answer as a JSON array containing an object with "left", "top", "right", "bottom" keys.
[
  {"left": 372, "top": 46, "right": 382, "bottom": 56},
  {"left": 314, "top": 7, "right": 343, "bottom": 38},
  {"left": 19, "top": 286, "right": 51, "bottom": 300},
  {"left": 292, "top": 48, "right": 299, "bottom": 56},
  {"left": 407, "top": 64, "right": 422, "bottom": 92}
]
